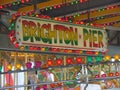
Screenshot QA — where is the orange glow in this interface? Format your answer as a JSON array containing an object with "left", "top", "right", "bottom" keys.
[
  {"left": 104, "top": 55, "right": 111, "bottom": 61},
  {"left": 109, "top": 73, "right": 114, "bottom": 77},
  {"left": 7, "top": 64, "right": 12, "bottom": 71},
  {"left": 114, "top": 54, "right": 119, "bottom": 60},
  {"left": 47, "top": 59, "right": 53, "bottom": 66},
  {"left": 15, "top": 64, "right": 21, "bottom": 70}
]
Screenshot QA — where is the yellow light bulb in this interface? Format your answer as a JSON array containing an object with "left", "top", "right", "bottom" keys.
[
  {"left": 15, "top": 64, "right": 21, "bottom": 70},
  {"left": 114, "top": 54, "right": 119, "bottom": 60},
  {"left": 41, "top": 47, "right": 45, "bottom": 51},
  {"left": 7, "top": 64, "right": 12, "bottom": 71},
  {"left": 68, "top": 50, "right": 72, "bottom": 53},
  {"left": 36, "top": 14, "right": 39, "bottom": 17},
  {"left": 54, "top": 17, "right": 58, "bottom": 20},
  {"left": 95, "top": 52, "right": 99, "bottom": 55},
  {"left": 104, "top": 55, "right": 111, "bottom": 61},
  {"left": 79, "top": 51, "right": 83, "bottom": 54},
  {"left": 20, "top": 46, "right": 24, "bottom": 51},
  {"left": 8, "top": 19, "right": 12, "bottom": 23}
]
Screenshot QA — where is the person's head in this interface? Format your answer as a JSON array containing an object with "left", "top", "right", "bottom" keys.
[{"left": 105, "top": 80, "right": 112, "bottom": 88}]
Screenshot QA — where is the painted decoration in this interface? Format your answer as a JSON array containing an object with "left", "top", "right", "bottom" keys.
[{"left": 15, "top": 16, "right": 107, "bottom": 52}]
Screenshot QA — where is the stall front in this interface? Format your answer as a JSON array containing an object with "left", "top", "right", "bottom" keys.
[{"left": 0, "top": 15, "right": 115, "bottom": 90}]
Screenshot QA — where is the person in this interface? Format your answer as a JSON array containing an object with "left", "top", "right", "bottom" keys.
[{"left": 104, "top": 80, "right": 117, "bottom": 89}]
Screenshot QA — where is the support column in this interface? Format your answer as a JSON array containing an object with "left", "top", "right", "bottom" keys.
[{"left": 24, "top": 53, "right": 28, "bottom": 90}]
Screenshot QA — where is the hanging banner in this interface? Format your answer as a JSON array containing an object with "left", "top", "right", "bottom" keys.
[{"left": 15, "top": 16, "right": 107, "bottom": 52}]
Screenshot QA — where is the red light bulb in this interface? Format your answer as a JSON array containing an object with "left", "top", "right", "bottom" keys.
[
  {"left": 35, "top": 61, "right": 41, "bottom": 68},
  {"left": 111, "top": 6, "right": 114, "bottom": 9},
  {"left": 115, "top": 72, "right": 119, "bottom": 76},
  {"left": 58, "top": 18, "right": 61, "bottom": 21},
  {"left": 54, "top": 5, "right": 57, "bottom": 9},
  {"left": 15, "top": 12, "right": 20, "bottom": 17},
  {"left": 109, "top": 73, "right": 114, "bottom": 77},
  {"left": 107, "top": 7, "right": 110, "bottom": 10},
  {"left": 80, "top": 0, "right": 83, "bottom": 3},
  {"left": 14, "top": 42, "right": 19, "bottom": 48},
  {"left": 56, "top": 59, "right": 63, "bottom": 66},
  {"left": 57, "top": 82, "right": 62, "bottom": 86},
  {"left": 26, "top": 0, "right": 29, "bottom": 2},
  {"left": 64, "top": 49, "right": 68, "bottom": 53},
  {"left": 66, "top": 58, "right": 73, "bottom": 64},
  {"left": 0, "top": 5, "right": 3, "bottom": 9},
  {"left": 3, "top": 5, "right": 7, "bottom": 8},
  {"left": 22, "top": 12, "right": 26, "bottom": 16},
  {"left": 36, "top": 86, "right": 40, "bottom": 90},
  {"left": 8, "top": 3, "right": 11, "bottom": 7},
  {"left": 95, "top": 74, "right": 100, "bottom": 78},
  {"left": 47, "top": 59, "right": 53, "bottom": 66},
  {"left": 11, "top": 37, "right": 16, "bottom": 42},
  {"left": 101, "top": 74, "right": 106, "bottom": 78},
  {"left": 50, "top": 83, "right": 55, "bottom": 88},
  {"left": 80, "top": 21, "right": 84, "bottom": 24},
  {"left": 29, "top": 46, "right": 33, "bottom": 50},
  {"left": 58, "top": 4, "right": 61, "bottom": 8},
  {"left": 33, "top": 47, "right": 37, "bottom": 50},
  {"left": 84, "top": 0, "right": 88, "bottom": 2},
  {"left": 90, "top": 23, "right": 93, "bottom": 26},
  {"left": 8, "top": 30, "right": 15, "bottom": 36},
  {"left": 26, "top": 62, "right": 32, "bottom": 69},
  {"left": 21, "top": 0, "right": 25, "bottom": 3},
  {"left": 76, "top": 57, "right": 82, "bottom": 64}
]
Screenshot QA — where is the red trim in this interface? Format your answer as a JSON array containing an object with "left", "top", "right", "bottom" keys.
[{"left": 22, "top": 42, "right": 105, "bottom": 51}]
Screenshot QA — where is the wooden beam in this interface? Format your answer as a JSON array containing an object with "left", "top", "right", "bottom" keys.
[
  {"left": 73, "top": 6, "right": 120, "bottom": 21},
  {"left": 40, "top": 0, "right": 120, "bottom": 17},
  {"left": 113, "top": 23, "right": 120, "bottom": 27},
  {"left": 18, "top": 0, "right": 70, "bottom": 12},
  {"left": 93, "top": 15, "right": 120, "bottom": 24},
  {"left": 0, "top": 0, "right": 16, "bottom": 5}
]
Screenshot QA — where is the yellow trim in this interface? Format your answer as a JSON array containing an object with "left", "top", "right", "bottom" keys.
[
  {"left": 93, "top": 16, "right": 120, "bottom": 24},
  {"left": 19, "top": 0, "right": 70, "bottom": 12},
  {"left": 113, "top": 23, "right": 120, "bottom": 27},
  {"left": 73, "top": 6, "right": 120, "bottom": 21},
  {"left": 0, "top": 0, "right": 16, "bottom": 5}
]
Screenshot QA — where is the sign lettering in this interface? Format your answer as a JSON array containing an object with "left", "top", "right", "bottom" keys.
[{"left": 15, "top": 16, "right": 107, "bottom": 51}]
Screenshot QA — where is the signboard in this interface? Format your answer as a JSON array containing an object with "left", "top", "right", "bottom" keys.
[{"left": 15, "top": 16, "right": 107, "bottom": 52}]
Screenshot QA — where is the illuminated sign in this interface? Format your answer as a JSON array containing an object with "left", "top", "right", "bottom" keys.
[{"left": 15, "top": 16, "right": 107, "bottom": 51}]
